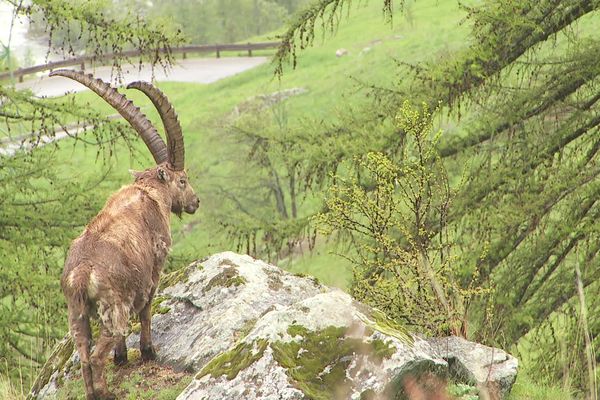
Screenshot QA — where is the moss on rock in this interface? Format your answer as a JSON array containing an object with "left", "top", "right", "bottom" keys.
[
  {"left": 196, "top": 339, "right": 268, "bottom": 380},
  {"left": 448, "top": 383, "right": 480, "bottom": 399},
  {"left": 370, "top": 337, "right": 396, "bottom": 363},
  {"left": 358, "top": 308, "right": 413, "bottom": 346},
  {"left": 272, "top": 325, "right": 396, "bottom": 400},
  {"left": 203, "top": 267, "right": 247, "bottom": 293},
  {"left": 27, "top": 335, "right": 74, "bottom": 400},
  {"left": 360, "top": 389, "right": 377, "bottom": 400},
  {"left": 152, "top": 295, "right": 172, "bottom": 315},
  {"left": 131, "top": 322, "right": 141, "bottom": 334},
  {"left": 292, "top": 272, "right": 321, "bottom": 287},
  {"left": 159, "top": 262, "right": 201, "bottom": 291}
]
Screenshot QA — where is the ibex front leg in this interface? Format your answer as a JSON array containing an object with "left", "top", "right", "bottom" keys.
[{"left": 139, "top": 299, "right": 157, "bottom": 361}]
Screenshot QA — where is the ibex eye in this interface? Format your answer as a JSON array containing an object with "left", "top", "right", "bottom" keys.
[{"left": 180, "top": 179, "right": 186, "bottom": 185}]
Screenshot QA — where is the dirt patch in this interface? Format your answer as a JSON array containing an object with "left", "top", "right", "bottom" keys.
[
  {"left": 109, "top": 358, "right": 191, "bottom": 398},
  {"left": 56, "top": 350, "right": 192, "bottom": 400}
]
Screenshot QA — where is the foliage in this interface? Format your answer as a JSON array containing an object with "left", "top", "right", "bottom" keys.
[
  {"left": 149, "top": 0, "right": 290, "bottom": 45},
  {"left": 209, "top": 99, "right": 321, "bottom": 259},
  {"left": 274, "top": 0, "right": 395, "bottom": 75},
  {"left": 0, "top": 44, "right": 18, "bottom": 71},
  {"left": 27, "top": 0, "right": 308, "bottom": 49},
  {"left": 274, "top": 0, "right": 600, "bottom": 392},
  {"left": 316, "top": 101, "right": 479, "bottom": 335},
  {"left": 22, "top": 0, "right": 183, "bottom": 72},
  {"left": 212, "top": 83, "right": 406, "bottom": 260}
]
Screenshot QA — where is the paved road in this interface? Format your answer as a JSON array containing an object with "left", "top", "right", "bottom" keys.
[
  {"left": 1, "top": 56, "right": 267, "bottom": 155},
  {"left": 16, "top": 56, "right": 268, "bottom": 97}
]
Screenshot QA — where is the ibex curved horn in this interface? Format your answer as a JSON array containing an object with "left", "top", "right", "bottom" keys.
[
  {"left": 127, "top": 81, "right": 185, "bottom": 171},
  {"left": 49, "top": 70, "right": 169, "bottom": 165}
]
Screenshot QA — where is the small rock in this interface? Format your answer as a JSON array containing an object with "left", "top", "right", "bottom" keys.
[
  {"left": 336, "top": 48, "right": 349, "bottom": 57},
  {"left": 427, "top": 336, "right": 519, "bottom": 398}
]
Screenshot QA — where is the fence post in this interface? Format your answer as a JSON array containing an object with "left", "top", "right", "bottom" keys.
[
  {"left": 248, "top": 43, "right": 252, "bottom": 57},
  {"left": 183, "top": 52, "right": 187, "bottom": 60},
  {"left": 216, "top": 45, "right": 220, "bottom": 58},
  {"left": 19, "top": 75, "right": 24, "bottom": 83}
]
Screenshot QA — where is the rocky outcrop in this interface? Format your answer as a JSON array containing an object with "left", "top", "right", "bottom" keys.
[{"left": 31, "top": 252, "right": 518, "bottom": 399}]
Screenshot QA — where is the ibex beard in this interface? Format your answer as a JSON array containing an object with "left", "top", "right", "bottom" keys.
[{"left": 53, "top": 70, "right": 199, "bottom": 400}]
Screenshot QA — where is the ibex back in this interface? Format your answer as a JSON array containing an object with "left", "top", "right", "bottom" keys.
[{"left": 53, "top": 70, "right": 199, "bottom": 400}]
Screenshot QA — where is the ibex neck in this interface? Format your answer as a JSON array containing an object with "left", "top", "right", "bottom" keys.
[{"left": 134, "top": 182, "right": 172, "bottom": 224}]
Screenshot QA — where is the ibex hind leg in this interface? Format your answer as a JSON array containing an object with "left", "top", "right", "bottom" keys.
[
  {"left": 68, "top": 304, "right": 95, "bottom": 400},
  {"left": 93, "top": 301, "right": 129, "bottom": 399},
  {"left": 90, "top": 326, "right": 117, "bottom": 400},
  {"left": 113, "top": 335, "right": 128, "bottom": 366}
]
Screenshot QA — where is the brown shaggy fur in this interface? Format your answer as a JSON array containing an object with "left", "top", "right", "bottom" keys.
[{"left": 61, "top": 163, "right": 198, "bottom": 400}]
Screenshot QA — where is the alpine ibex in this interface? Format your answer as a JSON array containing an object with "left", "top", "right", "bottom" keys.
[{"left": 53, "top": 70, "right": 199, "bottom": 400}]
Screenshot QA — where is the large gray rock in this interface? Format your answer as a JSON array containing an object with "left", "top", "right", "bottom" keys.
[
  {"left": 31, "top": 252, "right": 518, "bottom": 400},
  {"left": 127, "top": 252, "right": 324, "bottom": 372}
]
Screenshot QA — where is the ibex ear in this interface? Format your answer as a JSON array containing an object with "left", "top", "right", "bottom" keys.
[
  {"left": 157, "top": 166, "right": 170, "bottom": 182},
  {"left": 129, "top": 169, "right": 142, "bottom": 180}
]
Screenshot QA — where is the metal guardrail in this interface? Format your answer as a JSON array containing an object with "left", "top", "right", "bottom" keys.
[{"left": 0, "top": 41, "right": 282, "bottom": 82}]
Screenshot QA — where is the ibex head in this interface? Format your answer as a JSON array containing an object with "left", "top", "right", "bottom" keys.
[{"left": 49, "top": 70, "right": 199, "bottom": 215}]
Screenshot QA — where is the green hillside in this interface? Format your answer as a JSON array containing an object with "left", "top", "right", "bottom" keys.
[{"left": 46, "top": 0, "right": 470, "bottom": 286}]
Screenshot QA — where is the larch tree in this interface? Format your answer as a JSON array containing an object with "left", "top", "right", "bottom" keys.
[{"left": 272, "top": 0, "right": 600, "bottom": 389}]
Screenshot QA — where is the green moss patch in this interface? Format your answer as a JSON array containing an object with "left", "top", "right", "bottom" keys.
[
  {"left": 159, "top": 262, "right": 201, "bottom": 291},
  {"left": 292, "top": 272, "right": 321, "bottom": 287},
  {"left": 27, "top": 336, "right": 74, "bottom": 399},
  {"left": 203, "top": 267, "right": 247, "bottom": 293},
  {"left": 370, "top": 337, "right": 397, "bottom": 362},
  {"left": 272, "top": 325, "right": 396, "bottom": 400},
  {"left": 127, "top": 295, "right": 172, "bottom": 336},
  {"left": 360, "top": 389, "right": 377, "bottom": 400},
  {"left": 151, "top": 295, "right": 172, "bottom": 315},
  {"left": 130, "top": 322, "right": 141, "bottom": 334},
  {"left": 196, "top": 339, "right": 268, "bottom": 380},
  {"left": 358, "top": 308, "right": 413, "bottom": 346}
]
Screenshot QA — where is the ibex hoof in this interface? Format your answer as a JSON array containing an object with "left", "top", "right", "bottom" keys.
[
  {"left": 94, "top": 390, "right": 116, "bottom": 400},
  {"left": 141, "top": 345, "right": 157, "bottom": 362},
  {"left": 113, "top": 351, "right": 128, "bottom": 366}
]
